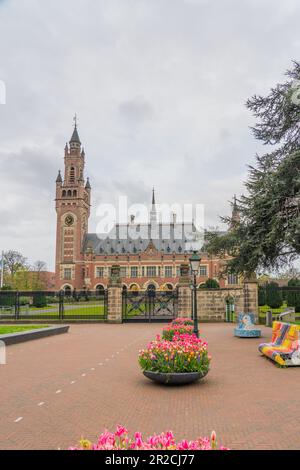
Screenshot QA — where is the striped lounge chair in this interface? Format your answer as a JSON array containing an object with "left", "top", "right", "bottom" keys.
[{"left": 258, "top": 321, "right": 300, "bottom": 366}]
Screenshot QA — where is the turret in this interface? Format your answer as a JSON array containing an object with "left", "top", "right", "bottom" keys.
[
  {"left": 230, "top": 195, "right": 240, "bottom": 228},
  {"left": 56, "top": 170, "right": 62, "bottom": 184},
  {"left": 85, "top": 177, "right": 91, "bottom": 190},
  {"left": 150, "top": 187, "right": 157, "bottom": 224}
]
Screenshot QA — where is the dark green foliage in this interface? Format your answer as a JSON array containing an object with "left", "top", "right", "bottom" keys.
[
  {"left": 32, "top": 291, "right": 47, "bottom": 308},
  {"left": 0, "top": 291, "right": 15, "bottom": 307},
  {"left": 266, "top": 282, "right": 283, "bottom": 309},
  {"left": 258, "top": 286, "right": 266, "bottom": 306},
  {"left": 286, "top": 278, "right": 300, "bottom": 312},
  {"left": 200, "top": 278, "right": 220, "bottom": 289},
  {"left": 205, "top": 62, "right": 300, "bottom": 275}
]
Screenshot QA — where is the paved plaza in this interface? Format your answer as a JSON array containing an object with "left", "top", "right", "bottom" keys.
[{"left": 0, "top": 323, "right": 299, "bottom": 450}]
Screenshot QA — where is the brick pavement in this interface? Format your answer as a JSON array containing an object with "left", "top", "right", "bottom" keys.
[{"left": 0, "top": 323, "right": 299, "bottom": 450}]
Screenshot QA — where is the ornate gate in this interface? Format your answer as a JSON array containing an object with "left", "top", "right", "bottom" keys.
[{"left": 122, "top": 289, "right": 178, "bottom": 322}]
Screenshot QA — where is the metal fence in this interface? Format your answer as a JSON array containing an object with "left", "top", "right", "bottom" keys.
[
  {"left": 122, "top": 289, "right": 178, "bottom": 322},
  {"left": 258, "top": 285, "right": 300, "bottom": 324},
  {"left": 0, "top": 290, "right": 108, "bottom": 321}
]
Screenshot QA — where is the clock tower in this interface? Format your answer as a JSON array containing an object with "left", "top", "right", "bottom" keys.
[{"left": 55, "top": 119, "right": 91, "bottom": 290}]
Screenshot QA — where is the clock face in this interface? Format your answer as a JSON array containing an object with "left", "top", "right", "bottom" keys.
[{"left": 65, "top": 215, "right": 74, "bottom": 226}]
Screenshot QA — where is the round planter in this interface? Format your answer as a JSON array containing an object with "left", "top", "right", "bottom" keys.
[{"left": 143, "top": 370, "right": 208, "bottom": 385}]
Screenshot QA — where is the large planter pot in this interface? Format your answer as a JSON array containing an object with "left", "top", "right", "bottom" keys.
[{"left": 143, "top": 370, "right": 209, "bottom": 385}]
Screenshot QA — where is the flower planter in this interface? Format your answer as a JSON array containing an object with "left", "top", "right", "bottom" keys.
[{"left": 143, "top": 370, "right": 208, "bottom": 385}]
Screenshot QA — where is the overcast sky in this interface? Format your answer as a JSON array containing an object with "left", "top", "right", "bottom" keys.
[{"left": 0, "top": 0, "right": 299, "bottom": 271}]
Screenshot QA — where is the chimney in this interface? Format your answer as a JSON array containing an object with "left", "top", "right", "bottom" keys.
[
  {"left": 172, "top": 213, "right": 177, "bottom": 224},
  {"left": 130, "top": 215, "right": 135, "bottom": 224}
]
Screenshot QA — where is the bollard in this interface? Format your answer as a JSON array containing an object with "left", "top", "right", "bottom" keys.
[{"left": 266, "top": 310, "right": 273, "bottom": 327}]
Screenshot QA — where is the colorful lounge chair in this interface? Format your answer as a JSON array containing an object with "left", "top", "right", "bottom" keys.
[
  {"left": 258, "top": 321, "right": 300, "bottom": 366},
  {"left": 234, "top": 313, "right": 261, "bottom": 338}
]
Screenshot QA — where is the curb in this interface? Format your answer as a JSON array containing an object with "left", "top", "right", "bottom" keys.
[{"left": 0, "top": 325, "right": 70, "bottom": 345}]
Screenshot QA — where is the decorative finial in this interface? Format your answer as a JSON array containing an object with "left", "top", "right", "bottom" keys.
[{"left": 73, "top": 113, "right": 78, "bottom": 128}]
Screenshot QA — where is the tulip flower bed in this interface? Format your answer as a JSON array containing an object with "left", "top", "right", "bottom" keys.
[
  {"left": 162, "top": 323, "right": 194, "bottom": 341},
  {"left": 138, "top": 334, "right": 210, "bottom": 374},
  {"left": 70, "top": 425, "right": 228, "bottom": 450},
  {"left": 171, "top": 317, "right": 194, "bottom": 326}
]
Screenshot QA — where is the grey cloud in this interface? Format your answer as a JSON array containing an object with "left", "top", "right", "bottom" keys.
[
  {"left": 118, "top": 97, "right": 154, "bottom": 124},
  {"left": 0, "top": 0, "right": 300, "bottom": 269}
]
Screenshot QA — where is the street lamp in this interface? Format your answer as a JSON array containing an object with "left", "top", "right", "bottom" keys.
[{"left": 189, "top": 251, "right": 201, "bottom": 337}]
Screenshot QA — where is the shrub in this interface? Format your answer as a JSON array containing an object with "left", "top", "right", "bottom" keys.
[
  {"left": 162, "top": 324, "right": 194, "bottom": 341},
  {"left": 287, "top": 278, "right": 300, "bottom": 313},
  {"left": 258, "top": 286, "right": 266, "bottom": 306},
  {"left": 138, "top": 334, "right": 210, "bottom": 374},
  {"left": 69, "top": 426, "right": 228, "bottom": 450},
  {"left": 0, "top": 292, "right": 15, "bottom": 307},
  {"left": 19, "top": 296, "right": 30, "bottom": 306},
  {"left": 265, "top": 282, "right": 283, "bottom": 309},
  {"left": 32, "top": 292, "right": 47, "bottom": 308},
  {"left": 200, "top": 278, "right": 220, "bottom": 289}
]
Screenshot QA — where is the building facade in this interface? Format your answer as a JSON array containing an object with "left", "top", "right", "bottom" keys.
[{"left": 55, "top": 125, "right": 239, "bottom": 292}]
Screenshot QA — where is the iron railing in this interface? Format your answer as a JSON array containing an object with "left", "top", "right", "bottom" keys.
[{"left": 0, "top": 290, "right": 108, "bottom": 321}]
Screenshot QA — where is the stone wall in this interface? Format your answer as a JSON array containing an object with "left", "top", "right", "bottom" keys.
[{"left": 197, "top": 288, "right": 244, "bottom": 322}]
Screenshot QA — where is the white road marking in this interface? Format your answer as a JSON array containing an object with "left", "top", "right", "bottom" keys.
[
  {"left": 38, "top": 402, "right": 45, "bottom": 407},
  {"left": 105, "top": 358, "right": 109, "bottom": 362},
  {"left": 14, "top": 417, "right": 23, "bottom": 423},
  {"left": 55, "top": 390, "right": 62, "bottom": 394},
  {"left": 81, "top": 373, "right": 86, "bottom": 377},
  {"left": 91, "top": 367, "right": 95, "bottom": 371},
  {"left": 98, "top": 363, "right": 103, "bottom": 366},
  {"left": 70, "top": 381, "right": 76, "bottom": 384}
]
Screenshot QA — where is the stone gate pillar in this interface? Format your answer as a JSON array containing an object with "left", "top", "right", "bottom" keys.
[
  {"left": 177, "top": 263, "right": 192, "bottom": 318},
  {"left": 243, "top": 273, "right": 259, "bottom": 322},
  {"left": 107, "top": 265, "right": 123, "bottom": 323}
]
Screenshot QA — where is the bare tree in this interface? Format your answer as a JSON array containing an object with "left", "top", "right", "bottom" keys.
[
  {"left": 32, "top": 260, "right": 47, "bottom": 290},
  {"left": 3, "top": 250, "right": 28, "bottom": 278},
  {"left": 33, "top": 260, "right": 47, "bottom": 273}
]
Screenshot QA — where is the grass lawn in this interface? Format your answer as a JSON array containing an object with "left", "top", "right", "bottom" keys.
[
  {"left": 16, "top": 304, "right": 106, "bottom": 319},
  {"left": 0, "top": 325, "right": 49, "bottom": 334},
  {"left": 259, "top": 303, "right": 289, "bottom": 316}
]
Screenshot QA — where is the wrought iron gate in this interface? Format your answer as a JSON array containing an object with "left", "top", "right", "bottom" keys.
[{"left": 122, "top": 290, "right": 178, "bottom": 322}]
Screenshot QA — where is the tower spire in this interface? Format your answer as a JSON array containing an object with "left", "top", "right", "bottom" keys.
[
  {"left": 230, "top": 194, "right": 240, "bottom": 228},
  {"left": 69, "top": 114, "right": 81, "bottom": 145},
  {"left": 150, "top": 187, "right": 157, "bottom": 224}
]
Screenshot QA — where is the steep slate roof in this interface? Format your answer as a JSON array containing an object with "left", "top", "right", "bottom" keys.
[
  {"left": 82, "top": 222, "right": 204, "bottom": 255},
  {"left": 70, "top": 125, "right": 81, "bottom": 144}
]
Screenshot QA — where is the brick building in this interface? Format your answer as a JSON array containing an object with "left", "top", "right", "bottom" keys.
[{"left": 55, "top": 124, "right": 239, "bottom": 293}]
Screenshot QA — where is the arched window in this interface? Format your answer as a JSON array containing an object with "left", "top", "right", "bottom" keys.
[
  {"left": 69, "top": 167, "right": 75, "bottom": 184},
  {"left": 73, "top": 190, "right": 77, "bottom": 197},
  {"left": 64, "top": 285, "right": 72, "bottom": 296},
  {"left": 147, "top": 284, "right": 156, "bottom": 297},
  {"left": 67, "top": 190, "right": 72, "bottom": 197},
  {"left": 62, "top": 190, "right": 66, "bottom": 197},
  {"left": 95, "top": 285, "right": 105, "bottom": 297}
]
